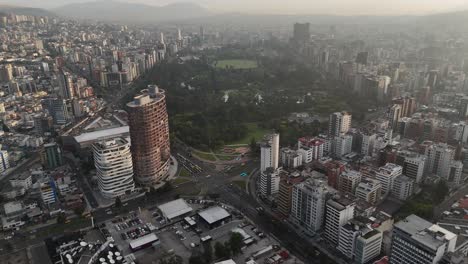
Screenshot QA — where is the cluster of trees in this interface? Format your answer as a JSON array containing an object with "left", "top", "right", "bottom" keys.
[
  {"left": 123, "top": 44, "right": 378, "bottom": 150},
  {"left": 189, "top": 233, "right": 243, "bottom": 264},
  {"left": 398, "top": 181, "right": 449, "bottom": 220}
]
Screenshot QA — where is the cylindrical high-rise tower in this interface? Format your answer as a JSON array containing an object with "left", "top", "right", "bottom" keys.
[{"left": 127, "top": 85, "right": 171, "bottom": 186}]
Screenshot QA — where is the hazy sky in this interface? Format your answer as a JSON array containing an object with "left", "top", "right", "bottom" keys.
[{"left": 5, "top": 0, "right": 468, "bottom": 15}]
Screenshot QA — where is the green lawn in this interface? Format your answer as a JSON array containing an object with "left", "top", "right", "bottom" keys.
[
  {"left": 228, "top": 123, "right": 269, "bottom": 145},
  {"left": 172, "top": 177, "right": 191, "bottom": 185},
  {"left": 214, "top": 59, "right": 258, "bottom": 70},
  {"left": 217, "top": 155, "right": 236, "bottom": 161},
  {"left": 178, "top": 167, "right": 191, "bottom": 177},
  {"left": 192, "top": 150, "right": 217, "bottom": 161},
  {"left": 231, "top": 180, "right": 246, "bottom": 190}
]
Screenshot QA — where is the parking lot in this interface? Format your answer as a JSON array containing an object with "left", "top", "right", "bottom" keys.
[{"left": 98, "top": 199, "right": 302, "bottom": 264}]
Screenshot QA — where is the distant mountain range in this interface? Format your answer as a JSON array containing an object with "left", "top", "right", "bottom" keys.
[
  {"left": 0, "top": 5, "right": 55, "bottom": 17},
  {"left": 2, "top": 0, "right": 468, "bottom": 29},
  {"left": 51, "top": 0, "right": 212, "bottom": 23}
]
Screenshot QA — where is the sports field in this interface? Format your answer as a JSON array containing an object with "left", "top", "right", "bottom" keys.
[{"left": 214, "top": 59, "right": 258, "bottom": 69}]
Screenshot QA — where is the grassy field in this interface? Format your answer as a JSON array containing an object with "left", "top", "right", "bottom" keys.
[
  {"left": 178, "top": 167, "right": 191, "bottom": 177},
  {"left": 172, "top": 177, "right": 191, "bottom": 185},
  {"left": 231, "top": 180, "right": 246, "bottom": 190},
  {"left": 214, "top": 59, "right": 258, "bottom": 70},
  {"left": 228, "top": 123, "right": 269, "bottom": 145}
]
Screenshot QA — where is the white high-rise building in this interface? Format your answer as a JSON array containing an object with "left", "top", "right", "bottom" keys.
[
  {"left": 360, "top": 132, "right": 376, "bottom": 157},
  {"left": 280, "top": 148, "right": 303, "bottom": 169},
  {"left": 290, "top": 179, "right": 335, "bottom": 233},
  {"left": 329, "top": 112, "right": 352, "bottom": 137},
  {"left": 447, "top": 160, "right": 463, "bottom": 186},
  {"left": 424, "top": 142, "right": 455, "bottom": 179},
  {"left": 390, "top": 214, "right": 457, "bottom": 264},
  {"left": 337, "top": 219, "right": 383, "bottom": 264},
  {"left": 260, "top": 133, "right": 280, "bottom": 172},
  {"left": 396, "top": 151, "right": 426, "bottom": 183},
  {"left": 392, "top": 175, "right": 414, "bottom": 201},
  {"left": 93, "top": 138, "right": 135, "bottom": 198},
  {"left": 333, "top": 134, "right": 353, "bottom": 158},
  {"left": 375, "top": 163, "right": 402, "bottom": 195},
  {"left": 259, "top": 167, "right": 281, "bottom": 197},
  {"left": 324, "top": 197, "right": 355, "bottom": 245}
]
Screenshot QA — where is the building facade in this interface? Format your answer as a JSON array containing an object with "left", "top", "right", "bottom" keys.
[
  {"left": 93, "top": 138, "right": 135, "bottom": 198},
  {"left": 127, "top": 85, "right": 171, "bottom": 186}
]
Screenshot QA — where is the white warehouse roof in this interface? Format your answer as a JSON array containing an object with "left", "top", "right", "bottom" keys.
[
  {"left": 158, "top": 199, "right": 192, "bottom": 220},
  {"left": 198, "top": 206, "right": 230, "bottom": 224},
  {"left": 215, "top": 260, "right": 236, "bottom": 264}
]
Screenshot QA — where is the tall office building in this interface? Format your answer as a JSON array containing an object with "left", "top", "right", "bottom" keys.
[
  {"left": 290, "top": 179, "right": 335, "bottom": 233},
  {"left": 329, "top": 112, "right": 352, "bottom": 137},
  {"left": 375, "top": 163, "right": 402, "bottom": 195},
  {"left": 0, "top": 64, "right": 13, "bottom": 82},
  {"left": 41, "top": 142, "right": 63, "bottom": 169},
  {"left": 277, "top": 174, "right": 304, "bottom": 217},
  {"left": 259, "top": 167, "right": 282, "bottom": 197},
  {"left": 392, "top": 175, "right": 414, "bottom": 201},
  {"left": 333, "top": 134, "right": 353, "bottom": 158},
  {"left": 93, "top": 138, "right": 135, "bottom": 198},
  {"left": 324, "top": 196, "right": 355, "bottom": 245},
  {"left": 395, "top": 151, "right": 425, "bottom": 183},
  {"left": 42, "top": 98, "right": 72, "bottom": 125},
  {"left": 127, "top": 85, "right": 171, "bottom": 186},
  {"left": 58, "top": 70, "right": 75, "bottom": 99},
  {"left": 293, "top": 23, "right": 310, "bottom": 43},
  {"left": 390, "top": 214, "right": 457, "bottom": 264},
  {"left": 260, "top": 133, "right": 280, "bottom": 172},
  {"left": 424, "top": 142, "right": 455, "bottom": 180}
]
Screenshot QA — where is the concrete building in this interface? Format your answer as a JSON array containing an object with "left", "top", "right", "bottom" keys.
[
  {"left": 259, "top": 167, "right": 281, "bottom": 197},
  {"left": 93, "top": 137, "right": 135, "bottom": 198},
  {"left": 333, "top": 134, "right": 353, "bottom": 158},
  {"left": 338, "top": 170, "right": 362, "bottom": 195},
  {"left": 277, "top": 173, "right": 303, "bottom": 217},
  {"left": 337, "top": 218, "right": 383, "bottom": 263},
  {"left": 447, "top": 160, "right": 463, "bottom": 186},
  {"left": 396, "top": 151, "right": 425, "bottom": 183},
  {"left": 329, "top": 112, "right": 352, "bottom": 137},
  {"left": 280, "top": 148, "right": 302, "bottom": 169},
  {"left": 424, "top": 142, "right": 455, "bottom": 180},
  {"left": 390, "top": 214, "right": 457, "bottom": 264},
  {"left": 375, "top": 163, "right": 402, "bottom": 195},
  {"left": 290, "top": 179, "right": 335, "bottom": 233},
  {"left": 355, "top": 230, "right": 383, "bottom": 263},
  {"left": 42, "top": 98, "right": 72, "bottom": 125},
  {"left": 41, "top": 142, "right": 63, "bottom": 169},
  {"left": 355, "top": 178, "right": 382, "bottom": 205},
  {"left": 324, "top": 196, "right": 355, "bottom": 245},
  {"left": 127, "top": 85, "right": 170, "bottom": 186},
  {"left": 260, "top": 133, "right": 280, "bottom": 172},
  {"left": 392, "top": 175, "right": 414, "bottom": 201},
  {"left": 297, "top": 137, "right": 324, "bottom": 163}
]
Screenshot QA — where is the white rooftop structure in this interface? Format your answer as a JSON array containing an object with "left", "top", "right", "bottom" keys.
[
  {"left": 129, "top": 233, "right": 159, "bottom": 250},
  {"left": 158, "top": 199, "right": 192, "bottom": 220},
  {"left": 215, "top": 260, "right": 236, "bottom": 264},
  {"left": 74, "top": 126, "right": 129, "bottom": 144},
  {"left": 198, "top": 206, "right": 231, "bottom": 224}
]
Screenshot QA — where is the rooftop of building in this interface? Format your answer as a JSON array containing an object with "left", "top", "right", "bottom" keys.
[
  {"left": 198, "top": 206, "right": 231, "bottom": 224},
  {"left": 395, "top": 214, "right": 456, "bottom": 250},
  {"left": 126, "top": 85, "right": 165, "bottom": 108},
  {"left": 93, "top": 137, "right": 129, "bottom": 150},
  {"left": 158, "top": 198, "right": 192, "bottom": 220},
  {"left": 74, "top": 126, "right": 129, "bottom": 144}
]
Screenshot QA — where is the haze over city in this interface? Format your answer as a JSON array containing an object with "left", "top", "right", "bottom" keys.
[
  {"left": 3, "top": 1, "right": 468, "bottom": 264},
  {"left": 4, "top": 0, "right": 468, "bottom": 15}
]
